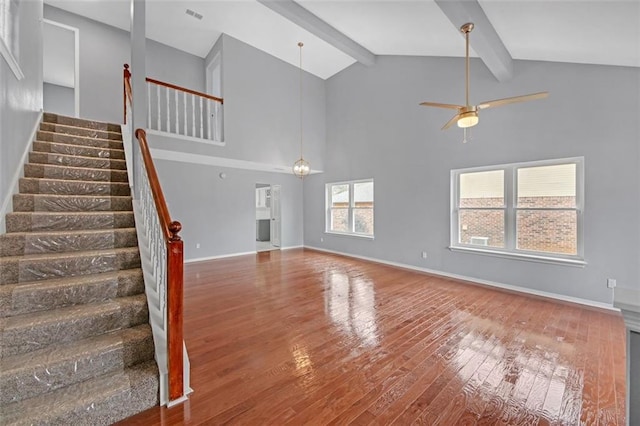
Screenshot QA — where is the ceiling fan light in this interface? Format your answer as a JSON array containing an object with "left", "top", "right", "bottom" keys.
[{"left": 457, "top": 112, "right": 479, "bottom": 128}]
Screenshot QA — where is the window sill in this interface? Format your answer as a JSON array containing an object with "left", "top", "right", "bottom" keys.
[
  {"left": 325, "top": 231, "right": 374, "bottom": 240},
  {"left": 448, "top": 246, "right": 586, "bottom": 267}
]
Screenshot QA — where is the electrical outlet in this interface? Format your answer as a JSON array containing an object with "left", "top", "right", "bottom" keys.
[
  {"left": 320, "top": 237, "right": 324, "bottom": 242},
  {"left": 607, "top": 278, "right": 616, "bottom": 289},
  {"left": 421, "top": 251, "right": 428, "bottom": 259},
  {"left": 196, "top": 243, "right": 201, "bottom": 249}
]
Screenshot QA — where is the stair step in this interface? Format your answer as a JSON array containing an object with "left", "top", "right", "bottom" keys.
[
  {"left": 40, "top": 122, "right": 122, "bottom": 140},
  {"left": 19, "top": 177, "right": 131, "bottom": 196},
  {"left": 5, "top": 211, "right": 135, "bottom": 232},
  {"left": 24, "top": 162, "right": 129, "bottom": 183},
  {"left": 0, "top": 247, "right": 141, "bottom": 285},
  {"left": 36, "top": 130, "right": 124, "bottom": 150},
  {"left": 0, "top": 228, "right": 137, "bottom": 257},
  {"left": 43, "top": 112, "right": 122, "bottom": 133},
  {"left": 0, "top": 293, "right": 148, "bottom": 357},
  {"left": 33, "top": 140, "right": 125, "bottom": 159},
  {"left": 0, "top": 324, "right": 153, "bottom": 404},
  {"left": 1, "top": 360, "right": 158, "bottom": 425},
  {"left": 0, "top": 269, "right": 144, "bottom": 317},
  {"left": 29, "top": 151, "right": 127, "bottom": 170},
  {"left": 12, "top": 194, "right": 132, "bottom": 212}
]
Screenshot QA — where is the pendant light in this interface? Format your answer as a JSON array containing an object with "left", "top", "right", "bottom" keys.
[{"left": 292, "top": 42, "right": 310, "bottom": 178}]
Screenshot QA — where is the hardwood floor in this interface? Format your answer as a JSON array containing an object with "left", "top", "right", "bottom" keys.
[{"left": 119, "top": 248, "right": 626, "bottom": 425}]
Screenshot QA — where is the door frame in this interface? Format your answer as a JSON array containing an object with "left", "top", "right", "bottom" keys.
[{"left": 43, "top": 19, "right": 80, "bottom": 117}]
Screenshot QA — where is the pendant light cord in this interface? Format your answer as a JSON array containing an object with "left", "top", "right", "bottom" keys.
[
  {"left": 298, "top": 42, "right": 304, "bottom": 160},
  {"left": 465, "top": 29, "right": 470, "bottom": 107}
]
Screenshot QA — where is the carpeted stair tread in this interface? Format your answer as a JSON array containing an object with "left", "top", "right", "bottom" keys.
[
  {"left": 36, "top": 130, "right": 124, "bottom": 150},
  {"left": 0, "top": 360, "right": 159, "bottom": 425},
  {"left": 0, "top": 324, "right": 154, "bottom": 405},
  {"left": 0, "top": 228, "right": 138, "bottom": 256},
  {"left": 0, "top": 294, "right": 148, "bottom": 357},
  {"left": 24, "top": 162, "right": 129, "bottom": 183},
  {"left": 19, "top": 177, "right": 130, "bottom": 196},
  {"left": 40, "top": 122, "right": 122, "bottom": 140},
  {"left": 5, "top": 211, "right": 135, "bottom": 232},
  {"left": 43, "top": 112, "right": 122, "bottom": 133},
  {"left": 32, "top": 140, "right": 125, "bottom": 159},
  {"left": 0, "top": 246, "right": 141, "bottom": 285},
  {"left": 12, "top": 193, "right": 133, "bottom": 212},
  {"left": 29, "top": 151, "right": 127, "bottom": 170},
  {"left": 0, "top": 268, "right": 144, "bottom": 317}
]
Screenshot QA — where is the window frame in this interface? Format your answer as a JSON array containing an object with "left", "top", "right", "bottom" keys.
[
  {"left": 325, "top": 179, "right": 374, "bottom": 239},
  {"left": 450, "top": 157, "right": 585, "bottom": 266}
]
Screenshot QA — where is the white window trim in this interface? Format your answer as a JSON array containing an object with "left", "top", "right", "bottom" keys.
[
  {"left": 450, "top": 157, "right": 585, "bottom": 266},
  {"left": 325, "top": 179, "right": 374, "bottom": 239},
  {"left": 0, "top": 0, "right": 24, "bottom": 80}
]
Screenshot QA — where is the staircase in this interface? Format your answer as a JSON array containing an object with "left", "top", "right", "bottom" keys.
[{"left": 0, "top": 113, "right": 159, "bottom": 425}]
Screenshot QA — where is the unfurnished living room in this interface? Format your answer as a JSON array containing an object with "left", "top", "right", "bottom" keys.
[{"left": 0, "top": 0, "right": 639, "bottom": 424}]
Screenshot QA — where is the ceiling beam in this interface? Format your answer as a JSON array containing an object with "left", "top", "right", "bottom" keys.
[
  {"left": 434, "top": 0, "right": 513, "bottom": 82},
  {"left": 256, "top": 0, "right": 376, "bottom": 67}
]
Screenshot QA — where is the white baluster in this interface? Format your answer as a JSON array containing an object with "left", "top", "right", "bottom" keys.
[
  {"left": 183, "top": 92, "right": 187, "bottom": 137},
  {"left": 175, "top": 90, "right": 179, "bottom": 135},
  {"left": 165, "top": 87, "right": 170, "bottom": 132},
  {"left": 156, "top": 84, "right": 161, "bottom": 131},
  {"left": 191, "top": 94, "right": 196, "bottom": 137},
  {"left": 147, "top": 83, "right": 151, "bottom": 129},
  {"left": 207, "top": 100, "right": 212, "bottom": 141},
  {"left": 199, "top": 97, "right": 204, "bottom": 138}
]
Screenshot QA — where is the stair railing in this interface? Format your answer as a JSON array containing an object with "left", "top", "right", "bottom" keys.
[
  {"left": 123, "top": 65, "right": 188, "bottom": 406},
  {"left": 124, "top": 64, "right": 224, "bottom": 143},
  {"left": 147, "top": 77, "right": 223, "bottom": 142}
]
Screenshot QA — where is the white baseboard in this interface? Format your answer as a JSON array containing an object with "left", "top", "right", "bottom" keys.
[
  {"left": 0, "top": 111, "right": 42, "bottom": 233},
  {"left": 185, "top": 245, "right": 303, "bottom": 264},
  {"left": 304, "top": 245, "right": 618, "bottom": 312}
]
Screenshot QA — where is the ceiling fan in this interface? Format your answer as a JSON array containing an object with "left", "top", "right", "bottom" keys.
[{"left": 420, "top": 22, "right": 548, "bottom": 131}]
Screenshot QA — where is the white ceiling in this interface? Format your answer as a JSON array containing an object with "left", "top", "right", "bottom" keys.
[{"left": 44, "top": 0, "right": 640, "bottom": 80}]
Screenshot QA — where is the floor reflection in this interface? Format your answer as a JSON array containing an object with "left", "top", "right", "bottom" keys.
[{"left": 324, "top": 271, "right": 379, "bottom": 347}]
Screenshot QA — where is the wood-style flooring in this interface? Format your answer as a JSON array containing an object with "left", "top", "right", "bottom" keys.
[{"left": 119, "top": 248, "right": 626, "bottom": 425}]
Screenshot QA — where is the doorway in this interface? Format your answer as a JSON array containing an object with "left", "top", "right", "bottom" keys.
[
  {"left": 42, "top": 19, "right": 79, "bottom": 117},
  {"left": 255, "top": 184, "right": 281, "bottom": 252}
]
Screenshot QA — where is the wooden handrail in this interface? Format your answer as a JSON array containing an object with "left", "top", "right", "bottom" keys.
[
  {"left": 146, "top": 77, "right": 224, "bottom": 104},
  {"left": 123, "top": 64, "right": 133, "bottom": 124},
  {"left": 135, "top": 128, "right": 184, "bottom": 402}
]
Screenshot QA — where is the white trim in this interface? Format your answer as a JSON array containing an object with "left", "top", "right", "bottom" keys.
[
  {"left": 146, "top": 129, "right": 225, "bottom": 147},
  {"left": 448, "top": 246, "right": 587, "bottom": 267},
  {"left": 42, "top": 19, "right": 80, "bottom": 118},
  {"left": 325, "top": 231, "right": 374, "bottom": 240},
  {"left": 0, "top": 32, "right": 23, "bottom": 80},
  {"left": 185, "top": 245, "right": 304, "bottom": 263},
  {"left": 0, "top": 111, "right": 42, "bottom": 233},
  {"left": 304, "top": 245, "right": 618, "bottom": 312},
  {"left": 150, "top": 148, "right": 323, "bottom": 175}
]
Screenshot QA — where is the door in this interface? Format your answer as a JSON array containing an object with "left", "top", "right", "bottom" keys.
[
  {"left": 270, "top": 185, "right": 281, "bottom": 247},
  {"left": 43, "top": 19, "right": 79, "bottom": 117}
]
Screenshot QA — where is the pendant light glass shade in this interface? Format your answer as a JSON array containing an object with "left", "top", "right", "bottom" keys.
[{"left": 293, "top": 42, "right": 310, "bottom": 178}]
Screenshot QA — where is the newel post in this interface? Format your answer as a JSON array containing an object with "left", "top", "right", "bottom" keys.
[
  {"left": 167, "top": 220, "right": 184, "bottom": 401},
  {"left": 123, "top": 64, "right": 131, "bottom": 124}
]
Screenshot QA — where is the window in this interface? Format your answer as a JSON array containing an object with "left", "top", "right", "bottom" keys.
[
  {"left": 326, "top": 180, "right": 374, "bottom": 237},
  {"left": 451, "top": 158, "right": 584, "bottom": 265},
  {"left": 0, "top": 0, "right": 23, "bottom": 79}
]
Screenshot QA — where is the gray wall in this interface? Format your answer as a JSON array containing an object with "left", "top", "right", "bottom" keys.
[
  {"left": 632, "top": 331, "right": 639, "bottom": 425},
  {"left": 155, "top": 160, "right": 303, "bottom": 261},
  {"left": 43, "top": 82, "right": 74, "bottom": 117},
  {"left": 0, "top": 0, "right": 43, "bottom": 224},
  {"left": 162, "top": 35, "right": 325, "bottom": 171},
  {"left": 304, "top": 56, "right": 640, "bottom": 304},
  {"left": 43, "top": 5, "right": 205, "bottom": 125}
]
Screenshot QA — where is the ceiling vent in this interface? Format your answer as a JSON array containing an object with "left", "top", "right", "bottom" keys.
[{"left": 185, "top": 9, "right": 203, "bottom": 20}]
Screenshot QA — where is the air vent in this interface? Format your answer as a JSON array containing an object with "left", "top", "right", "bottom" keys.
[{"left": 185, "top": 9, "right": 203, "bottom": 20}]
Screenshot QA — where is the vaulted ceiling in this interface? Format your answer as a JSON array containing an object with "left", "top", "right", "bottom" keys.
[{"left": 44, "top": 0, "right": 640, "bottom": 80}]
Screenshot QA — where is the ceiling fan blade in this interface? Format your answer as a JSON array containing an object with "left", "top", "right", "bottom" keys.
[
  {"left": 420, "top": 101, "right": 464, "bottom": 110},
  {"left": 477, "top": 92, "right": 548, "bottom": 110},
  {"left": 441, "top": 113, "right": 461, "bottom": 130}
]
